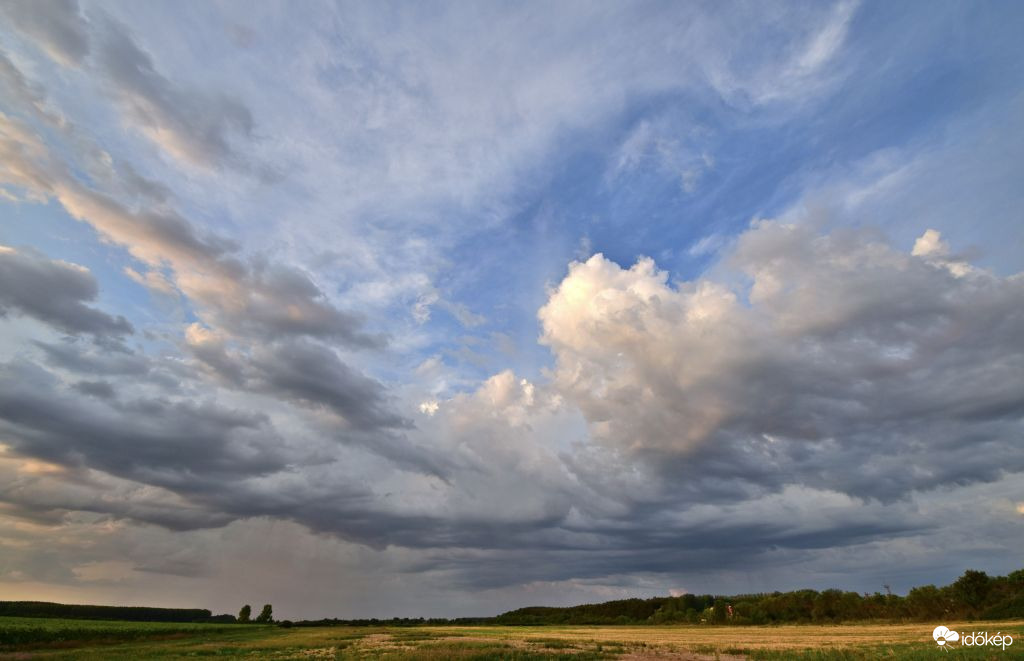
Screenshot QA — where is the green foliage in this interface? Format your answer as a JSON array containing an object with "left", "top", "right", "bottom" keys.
[
  {"left": 493, "top": 567, "right": 1024, "bottom": 626},
  {"left": 0, "top": 616, "right": 238, "bottom": 647},
  {"left": 981, "top": 592, "right": 1024, "bottom": 620},
  {"left": 952, "top": 569, "right": 991, "bottom": 613},
  {"left": 903, "top": 584, "right": 948, "bottom": 620},
  {"left": 255, "top": 604, "right": 273, "bottom": 623},
  {"left": 0, "top": 601, "right": 211, "bottom": 623},
  {"left": 238, "top": 604, "right": 251, "bottom": 623},
  {"left": 496, "top": 597, "right": 677, "bottom": 625},
  {"left": 204, "top": 613, "right": 238, "bottom": 622},
  {"left": 712, "top": 599, "right": 728, "bottom": 624}
]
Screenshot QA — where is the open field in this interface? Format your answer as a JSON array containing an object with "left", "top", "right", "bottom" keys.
[
  {"left": 0, "top": 616, "right": 242, "bottom": 646},
  {"left": 2, "top": 618, "right": 1022, "bottom": 659}
]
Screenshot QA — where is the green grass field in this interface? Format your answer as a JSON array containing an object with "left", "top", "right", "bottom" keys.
[
  {"left": 0, "top": 616, "right": 245, "bottom": 647},
  {"left": 2, "top": 617, "right": 1022, "bottom": 659}
]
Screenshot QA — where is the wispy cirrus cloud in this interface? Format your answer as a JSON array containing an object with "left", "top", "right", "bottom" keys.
[
  {"left": 0, "top": 0, "right": 90, "bottom": 68},
  {"left": 2, "top": 0, "right": 253, "bottom": 170}
]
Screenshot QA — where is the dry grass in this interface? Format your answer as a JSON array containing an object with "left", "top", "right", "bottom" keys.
[
  {"left": 5, "top": 619, "right": 1023, "bottom": 659},
  {"left": 332, "top": 621, "right": 1024, "bottom": 659},
  {"left": 417, "top": 619, "right": 1024, "bottom": 649}
]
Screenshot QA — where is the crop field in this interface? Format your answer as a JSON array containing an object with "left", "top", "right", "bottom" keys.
[
  {"left": 2, "top": 618, "right": 1023, "bottom": 659},
  {"left": 0, "top": 616, "right": 242, "bottom": 647}
]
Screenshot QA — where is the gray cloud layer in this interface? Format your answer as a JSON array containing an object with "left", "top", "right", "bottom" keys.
[
  {"left": 0, "top": 0, "right": 90, "bottom": 67},
  {"left": 2, "top": 222, "right": 1019, "bottom": 594},
  {"left": 0, "top": 245, "right": 132, "bottom": 337},
  {"left": 96, "top": 18, "right": 254, "bottom": 169},
  {"left": 0, "top": 360, "right": 283, "bottom": 490}
]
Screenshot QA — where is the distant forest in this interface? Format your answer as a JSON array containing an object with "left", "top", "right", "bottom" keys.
[
  {"left": 0, "top": 602, "right": 214, "bottom": 622},
  {"left": 289, "top": 568, "right": 1024, "bottom": 627},
  {"left": 492, "top": 568, "right": 1024, "bottom": 626},
  {"left": 3, "top": 568, "right": 1022, "bottom": 626}
]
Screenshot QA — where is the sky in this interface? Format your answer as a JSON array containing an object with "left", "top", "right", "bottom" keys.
[{"left": 0, "top": 0, "right": 1022, "bottom": 620}]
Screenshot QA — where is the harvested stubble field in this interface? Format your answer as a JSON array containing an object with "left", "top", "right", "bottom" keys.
[{"left": 2, "top": 617, "right": 1022, "bottom": 660}]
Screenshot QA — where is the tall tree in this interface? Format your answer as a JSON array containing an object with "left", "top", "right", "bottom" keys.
[
  {"left": 256, "top": 604, "right": 273, "bottom": 623},
  {"left": 238, "top": 604, "right": 251, "bottom": 623},
  {"left": 953, "top": 570, "right": 991, "bottom": 612}
]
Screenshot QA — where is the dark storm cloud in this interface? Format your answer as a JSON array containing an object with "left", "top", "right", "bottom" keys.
[
  {"left": 0, "top": 360, "right": 284, "bottom": 491},
  {"left": 34, "top": 340, "right": 151, "bottom": 376},
  {"left": 251, "top": 339, "right": 409, "bottom": 431},
  {"left": 71, "top": 380, "right": 116, "bottom": 399},
  {"left": 0, "top": 245, "right": 133, "bottom": 337},
  {"left": 221, "top": 261, "right": 386, "bottom": 348},
  {"left": 184, "top": 333, "right": 438, "bottom": 473},
  {"left": 0, "top": 344, "right": 425, "bottom": 543},
  {"left": 0, "top": 337, "right": 426, "bottom": 536},
  {"left": 0, "top": 476, "right": 235, "bottom": 533},
  {"left": 344, "top": 486, "right": 931, "bottom": 590},
  {"left": 184, "top": 329, "right": 408, "bottom": 432}
]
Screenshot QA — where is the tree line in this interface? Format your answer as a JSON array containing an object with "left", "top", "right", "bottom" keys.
[
  {"left": 4, "top": 568, "right": 1021, "bottom": 626},
  {"left": 0, "top": 601, "right": 212, "bottom": 623},
  {"left": 236, "top": 604, "right": 273, "bottom": 623},
  {"left": 493, "top": 569, "right": 1024, "bottom": 625}
]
